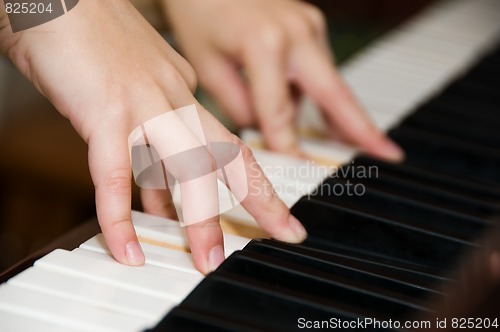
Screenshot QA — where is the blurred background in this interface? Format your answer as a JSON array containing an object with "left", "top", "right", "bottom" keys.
[{"left": 0, "top": 0, "right": 435, "bottom": 272}]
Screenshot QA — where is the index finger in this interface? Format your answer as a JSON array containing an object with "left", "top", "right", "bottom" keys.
[
  {"left": 196, "top": 110, "right": 307, "bottom": 245},
  {"left": 293, "top": 42, "right": 404, "bottom": 161}
]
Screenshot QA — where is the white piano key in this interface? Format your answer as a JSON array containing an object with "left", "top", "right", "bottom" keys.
[
  {"left": 347, "top": 77, "right": 422, "bottom": 103},
  {"left": 0, "top": 284, "right": 148, "bottom": 332},
  {"left": 298, "top": 139, "right": 356, "bottom": 166},
  {"left": 81, "top": 232, "right": 248, "bottom": 275},
  {"left": 345, "top": 51, "right": 451, "bottom": 83},
  {"left": 223, "top": 233, "right": 252, "bottom": 255},
  {"left": 71, "top": 247, "right": 203, "bottom": 284},
  {"left": 36, "top": 249, "right": 198, "bottom": 302},
  {"left": 380, "top": 29, "right": 465, "bottom": 58},
  {"left": 365, "top": 109, "right": 404, "bottom": 131},
  {"left": 80, "top": 233, "right": 200, "bottom": 275},
  {"left": 131, "top": 210, "right": 189, "bottom": 248},
  {"left": 130, "top": 211, "right": 250, "bottom": 255},
  {"left": 252, "top": 149, "right": 331, "bottom": 182},
  {"left": 0, "top": 310, "right": 88, "bottom": 332},
  {"left": 243, "top": 130, "right": 356, "bottom": 167},
  {"left": 374, "top": 42, "right": 475, "bottom": 74},
  {"left": 9, "top": 266, "right": 173, "bottom": 321}
]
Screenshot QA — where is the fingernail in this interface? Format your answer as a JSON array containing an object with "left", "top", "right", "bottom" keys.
[
  {"left": 126, "top": 241, "right": 145, "bottom": 266},
  {"left": 208, "top": 245, "right": 225, "bottom": 272},
  {"left": 288, "top": 215, "right": 308, "bottom": 243},
  {"left": 382, "top": 139, "right": 405, "bottom": 162}
]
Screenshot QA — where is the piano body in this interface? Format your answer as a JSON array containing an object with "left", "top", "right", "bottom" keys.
[{"left": 1, "top": 0, "right": 500, "bottom": 330}]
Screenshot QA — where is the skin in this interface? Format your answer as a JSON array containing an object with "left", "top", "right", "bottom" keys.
[
  {"left": 162, "top": 0, "right": 404, "bottom": 159},
  {"left": 0, "top": 0, "right": 402, "bottom": 274}
]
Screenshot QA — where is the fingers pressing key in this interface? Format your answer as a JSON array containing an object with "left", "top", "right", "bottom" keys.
[
  {"left": 89, "top": 125, "right": 145, "bottom": 266},
  {"left": 291, "top": 42, "right": 404, "bottom": 162}
]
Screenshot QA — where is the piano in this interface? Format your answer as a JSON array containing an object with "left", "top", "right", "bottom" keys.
[{"left": 1, "top": 0, "right": 500, "bottom": 330}]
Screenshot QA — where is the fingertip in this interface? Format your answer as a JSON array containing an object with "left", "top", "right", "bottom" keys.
[
  {"left": 288, "top": 215, "right": 308, "bottom": 242},
  {"left": 273, "top": 215, "right": 308, "bottom": 244},
  {"left": 375, "top": 138, "right": 405, "bottom": 163},
  {"left": 194, "top": 244, "right": 226, "bottom": 275},
  {"left": 208, "top": 245, "right": 225, "bottom": 273},
  {"left": 186, "top": 219, "right": 225, "bottom": 275}
]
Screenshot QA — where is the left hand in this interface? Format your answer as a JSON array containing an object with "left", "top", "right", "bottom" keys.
[{"left": 161, "top": 0, "right": 403, "bottom": 160}]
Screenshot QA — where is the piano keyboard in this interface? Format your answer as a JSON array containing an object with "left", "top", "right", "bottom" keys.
[{"left": 1, "top": 0, "right": 500, "bottom": 331}]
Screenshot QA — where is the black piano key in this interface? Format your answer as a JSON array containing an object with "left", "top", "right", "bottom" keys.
[
  {"left": 241, "top": 240, "right": 440, "bottom": 300},
  {"left": 313, "top": 178, "right": 489, "bottom": 240},
  {"left": 389, "top": 126, "right": 500, "bottom": 187},
  {"left": 353, "top": 156, "right": 500, "bottom": 205},
  {"left": 179, "top": 273, "right": 382, "bottom": 331},
  {"left": 342, "top": 163, "right": 500, "bottom": 222},
  {"left": 417, "top": 101, "right": 500, "bottom": 129},
  {"left": 248, "top": 239, "right": 448, "bottom": 286},
  {"left": 216, "top": 251, "right": 429, "bottom": 318},
  {"left": 445, "top": 79, "right": 500, "bottom": 104},
  {"left": 401, "top": 111, "right": 500, "bottom": 149},
  {"left": 148, "top": 307, "right": 259, "bottom": 332},
  {"left": 291, "top": 198, "right": 478, "bottom": 270},
  {"left": 459, "top": 67, "right": 500, "bottom": 87}
]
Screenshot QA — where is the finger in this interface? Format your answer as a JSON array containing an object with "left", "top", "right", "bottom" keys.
[
  {"left": 241, "top": 144, "right": 308, "bottom": 242},
  {"left": 244, "top": 32, "right": 300, "bottom": 155},
  {"left": 176, "top": 146, "right": 221, "bottom": 275},
  {"left": 186, "top": 219, "right": 223, "bottom": 276},
  {"left": 292, "top": 43, "right": 404, "bottom": 161},
  {"left": 185, "top": 192, "right": 223, "bottom": 275},
  {"left": 196, "top": 110, "right": 307, "bottom": 244},
  {"left": 196, "top": 54, "right": 256, "bottom": 128},
  {"left": 89, "top": 126, "right": 145, "bottom": 266},
  {"left": 139, "top": 104, "right": 223, "bottom": 274},
  {"left": 141, "top": 188, "right": 178, "bottom": 220}
]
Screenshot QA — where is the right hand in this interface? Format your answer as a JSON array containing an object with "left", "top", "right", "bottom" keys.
[
  {"left": 162, "top": 0, "right": 404, "bottom": 160},
  {"left": 0, "top": 0, "right": 307, "bottom": 274}
]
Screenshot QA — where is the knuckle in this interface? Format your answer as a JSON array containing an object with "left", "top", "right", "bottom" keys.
[
  {"left": 164, "top": 65, "right": 188, "bottom": 86},
  {"left": 285, "top": 13, "right": 313, "bottom": 37},
  {"left": 170, "top": 147, "right": 216, "bottom": 182},
  {"left": 179, "top": 59, "right": 198, "bottom": 93},
  {"left": 239, "top": 140, "right": 255, "bottom": 163},
  {"left": 226, "top": 133, "right": 255, "bottom": 163},
  {"left": 107, "top": 217, "right": 132, "bottom": 230},
  {"left": 100, "top": 168, "right": 132, "bottom": 195},
  {"left": 252, "top": 24, "right": 287, "bottom": 55},
  {"left": 303, "top": 5, "right": 327, "bottom": 33}
]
